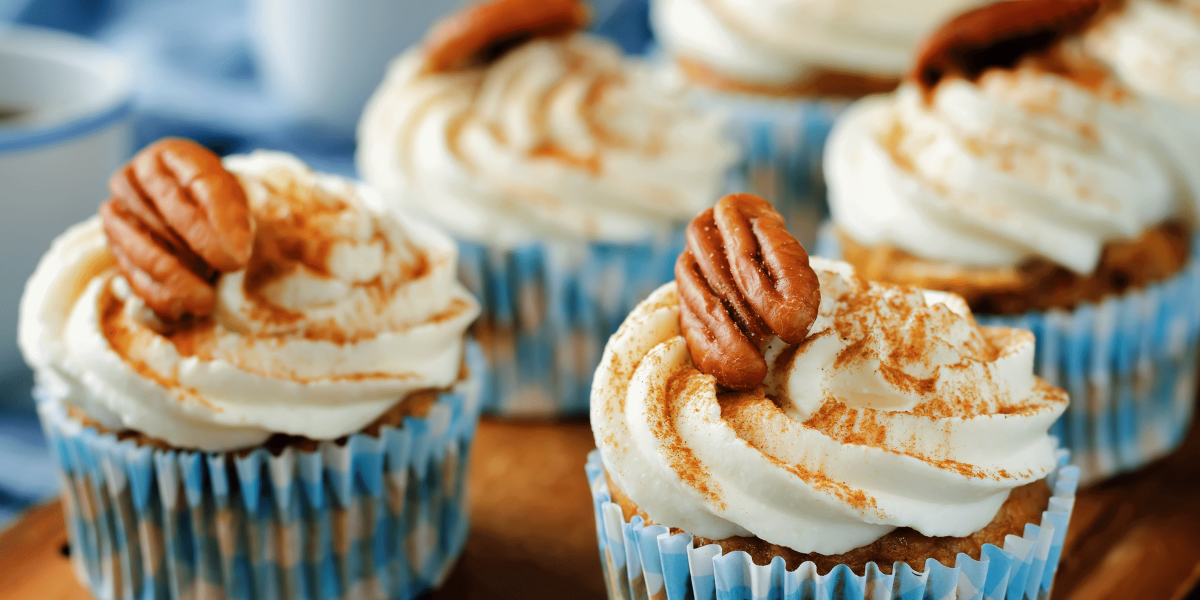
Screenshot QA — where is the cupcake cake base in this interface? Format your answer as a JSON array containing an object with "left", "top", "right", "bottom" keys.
[
  {"left": 40, "top": 344, "right": 485, "bottom": 600},
  {"left": 588, "top": 448, "right": 1079, "bottom": 600}
]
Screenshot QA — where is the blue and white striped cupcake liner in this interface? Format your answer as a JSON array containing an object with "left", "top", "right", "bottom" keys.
[
  {"left": 458, "top": 232, "right": 685, "bottom": 417},
  {"left": 588, "top": 447, "right": 1079, "bottom": 600},
  {"left": 36, "top": 342, "right": 486, "bottom": 600},
  {"left": 692, "top": 91, "right": 849, "bottom": 249},
  {"left": 816, "top": 228, "right": 1200, "bottom": 485}
]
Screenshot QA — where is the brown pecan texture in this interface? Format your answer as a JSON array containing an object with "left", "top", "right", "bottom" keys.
[
  {"left": 99, "top": 138, "right": 253, "bottom": 321},
  {"left": 912, "top": 0, "right": 1102, "bottom": 91},
  {"left": 675, "top": 194, "right": 821, "bottom": 390},
  {"left": 422, "top": 0, "right": 589, "bottom": 73}
]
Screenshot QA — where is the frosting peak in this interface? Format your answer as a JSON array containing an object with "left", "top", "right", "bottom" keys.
[
  {"left": 357, "top": 33, "right": 736, "bottom": 247},
  {"left": 771, "top": 265, "right": 1034, "bottom": 422},
  {"left": 592, "top": 258, "right": 1066, "bottom": 555},
  {"left": 1085, "top": 0, "right": 1200, "bottom": 111},
  {"left": 20, "top": 151, "right": 480, "bottom": 451},
  {"left": 827, "top": 47, "right": 1200, "bottom": 274}
]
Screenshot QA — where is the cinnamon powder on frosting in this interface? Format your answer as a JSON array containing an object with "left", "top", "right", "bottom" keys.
[
  {"left": 648, "top": 365, "right": 725, "bottom": 509},
  {"left": 721, "top": 389, "right": 881, "bottom": 515},
  {"left": 239, "top": 175, "right": 431, "bottom": 343}
]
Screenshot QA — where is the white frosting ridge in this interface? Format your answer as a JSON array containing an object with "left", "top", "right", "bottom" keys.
[
  {"left": 357, "top": 33, "right": 736, "bottom": 248},
  {"left": 591, "top": 258, "right": 1067, "bottom": 555},
  {"left": 651, "top": 0, "right": 986, "bottom": 85},
  {"left": 19, "top": 151, "right": 480, "bottom": 451},
  {"left": 1086, "top": 0, "right": 1200, "bottom": 111},
  {"left": 826, "top": 50, "right": 1200, "bottom": 274}
]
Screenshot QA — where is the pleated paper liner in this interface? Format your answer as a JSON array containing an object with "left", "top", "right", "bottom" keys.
[
  {"left": 38, "top": 342, "right": 485, "bottom": 600},
  {"left": 815, "top": 227, "right": 1200, "bottom": 484},
  {"left": 587, "top": 448, "right": 1078, "bottom": 600},
  {"left": 458, "top": 231, "right": 684, "bottom": 417}
]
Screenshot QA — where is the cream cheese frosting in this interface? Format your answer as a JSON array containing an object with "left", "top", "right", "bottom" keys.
[
  {"left": 19, "top": 151, "right": 480, "bottom": 451},
  {"left": 826, "top": 46, "right": 1200, "bottom": 275},
  {"left": 591, "top": 257, "right": 1066, "bottom": 554},
  {"left": 651, "top": 0, "right": 986, "bottom": 86},
  {"left": 1086, "top": 0, "right": 1200, "bottom": 111},
  {"left": 356, "top": 33, "right": 736, "bottom": 248}
]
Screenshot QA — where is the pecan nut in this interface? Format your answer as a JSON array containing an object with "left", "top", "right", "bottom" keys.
[
  {"left": 422, "top": 0, "right": 590, "bottom": 73},
  {"left": 675, "top": 194, "right": 820, "bottom": 390},
  {"left": 912, "top": 0, "right": 1102, "bottom": 90},
  {"left": 100, "top": 138, "right": 253, "bottom": 320}
]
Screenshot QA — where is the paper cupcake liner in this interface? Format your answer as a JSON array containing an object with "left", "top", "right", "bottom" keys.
[
  {"left": 587, "top": 448, "right": 1078, "bottom": 600},
  {"left": 689, "top": 90, "right": 849, "bottom": 249},
  {"left": 816, "top": 227, "right": 1200, "bottom": 484},
  {"left": 458, "top": 232, "right": 685, "bottom": 417},
  {"left": 36, "top": 342, "right": 486, "bottom": 600}
]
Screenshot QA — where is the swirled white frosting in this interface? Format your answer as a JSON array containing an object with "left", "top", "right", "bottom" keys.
[
  {"left": 356, "top": 33, "right": 736, "bottom": 248},
  {"left": 19, "top": 151, "right": 480, "bottom": 451},
  {"left": 591, "top": 258, "right": 1067, "bottom": 554},
  {"left": 650, "top": 0, "right": 985, "bottom": 86},
  {"left": 826, "top": 50, "right": 1200, "bottom": 274},
  {"left": 1086, "top": 0, "right": 1200, "bottom": 111}
]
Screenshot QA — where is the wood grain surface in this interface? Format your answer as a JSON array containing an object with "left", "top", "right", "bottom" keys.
[{"left": 2, "top": 417, "right": 1199, "bottom": 600}]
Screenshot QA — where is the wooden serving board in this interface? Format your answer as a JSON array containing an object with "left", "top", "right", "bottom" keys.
[{"left": 2, "top": 417, "right": 1200, "bottom": 600}]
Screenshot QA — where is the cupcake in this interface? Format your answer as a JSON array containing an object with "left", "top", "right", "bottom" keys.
[
  {"left": 589, "top": 194, "right": 1077, "bottom": 600},
  {"left": 649, "top": 0, "right": 989, "bottom": 245},
  {"left": 823, "top": 0, "right": 1200, "bottom": 482},
  {"left": 19, "top": 139, "right": 483, "bottom": 600},
  {"left": 1085, "top": 0, "right": 1200, "bottom": 112},
  {"left": 357, "top": 0, "right": 736, "bottom": 416}
]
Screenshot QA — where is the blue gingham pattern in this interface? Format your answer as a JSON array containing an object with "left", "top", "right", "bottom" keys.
[
  {"left": 36, "top": 343, "right": 485, "bottom": 600},
  {"left": 817, "top": 228, "right": 1200, "bottom": 484},
  {"left": 699, "top": 92, "right": 849, "bottom": 249},
  {"left": 458, "top": 232, "right": 685, "bottom": 417},
  {"left": 588, "top": 448, "right": 1079, "bottom": 600}
]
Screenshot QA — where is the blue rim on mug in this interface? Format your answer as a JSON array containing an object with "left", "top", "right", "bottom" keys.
[{"left": 0, "top": 25, "right": 133, "bottom": 155}]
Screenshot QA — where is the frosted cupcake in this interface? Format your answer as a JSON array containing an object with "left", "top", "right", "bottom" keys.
[
  {"left": 20, "top": 139, "right": 482, "bottom": 600},
  {"left": 358, "top": 0, "right": 736, "bottom": 416},
  {"left": 1085, "top": 0, "right": 1200, "bottom": 111},
  {"left": 649, "top": 0, "right": 988, "bottom": 244},
  {"left": 824, "top": 0, "right": 1200, "bottom": 482},
  {"left": 589, "top": 194, "right": 1077, "bottom": 599}
]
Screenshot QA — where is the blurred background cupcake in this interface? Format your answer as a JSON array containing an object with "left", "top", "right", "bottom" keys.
[
  {"left": 589, "top": 196, "right": 1078, "bottom": 599},
  {"left": 649, "top": 0, "right": 990, "bottom": 246},
  {"left": 823, "top": 0, "right": 1200, "bottom": 483},
  {"left": 20, "top": 140, "right": 483, "bottom": 600},
  {"left": 357, "top": 0, "right": 737, "bottom": 417},
  {"left": 1085, "top": 0, "right": 1200, "bottom": 112}
]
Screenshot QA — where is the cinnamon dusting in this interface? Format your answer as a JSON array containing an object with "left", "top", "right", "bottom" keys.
[{"left": 646, "top": 365, "right": 724, "bottom": 508}]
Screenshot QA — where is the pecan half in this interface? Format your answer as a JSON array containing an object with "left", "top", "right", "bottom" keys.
[
  {"left": 675, "top": 194, "right": 820, "bottom": 390},
  {"left": 912, "top": 0, "right": 1102, "bottom": 91},
  {"left": 99, "top": 138, "right": 253, "bottom": 320},
  {"left": 422, "top": 0, "right": 590, "bottom": 73}
]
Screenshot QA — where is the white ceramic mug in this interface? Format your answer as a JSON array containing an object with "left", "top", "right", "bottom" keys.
[
  {"left": 0, "top": 25, "right": 133, "bottom": 372},
  {"left": 250, "top": 0, "right": 465, "bottom": 140}
]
